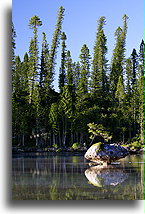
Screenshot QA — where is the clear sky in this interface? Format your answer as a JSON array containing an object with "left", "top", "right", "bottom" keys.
[{"left": 12, "top": 0, "right": 144, "bottom": 91}]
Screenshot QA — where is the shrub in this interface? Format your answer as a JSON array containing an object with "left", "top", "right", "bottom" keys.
[
  {"left": 72, "top": 142, "right": 81, "bottom": 150},
  {"left": 53, "top": 144, "right": 58, "bottom": 149}
]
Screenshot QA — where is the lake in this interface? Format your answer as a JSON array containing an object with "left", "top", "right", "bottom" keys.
[{"left": 12, "top": 152, "right": 144, "bottom": 200}]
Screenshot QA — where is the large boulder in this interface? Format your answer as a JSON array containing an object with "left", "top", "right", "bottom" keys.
[{"left": 84, "top": 142, "right": 129, "bottom": 165}]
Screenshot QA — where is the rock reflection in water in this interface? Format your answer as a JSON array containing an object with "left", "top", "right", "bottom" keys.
[{"left": 85, "top": 165, "right": 128, "bottom": 187}]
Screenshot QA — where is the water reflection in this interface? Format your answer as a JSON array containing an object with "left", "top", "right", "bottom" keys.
[
  {"left": 85, "top": 165, "right": 128, "bottom": 187},
  {"left": 12, "top": 153, "right": 144, "bottom": 200}
]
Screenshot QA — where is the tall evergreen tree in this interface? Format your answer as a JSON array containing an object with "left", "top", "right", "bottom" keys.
[
  {"left": 131, "top": 48, "right": 138, "bottom": 86},
  {"left": 28, "top": 15, "right": 42, "bottom": 103},
  {"left": 49, "top": 103, "right": 59, "bottom": 146},
  {"left": 40, "top": 32, "right": 49, "bottom": 89},
  {"left": 125, "top": 57, "right": 133, "bottom": 139},
  {"left": 136, "top": 40, "right": 144, "bottom": 143},
  {"left": 12, "top": 56, "right": 21, "bottom": 95},
  {"left": 48, "top": 6, "right": 65, "bottom": 89},
  {"left": 12, "top": 22, "right": 16, "bottom": 92},
  {"left": 110, "top": 14, "right": 128, "bottom": 96},
  {"left": 66, "top": 50, "right": 74, "bottom": 86},
  {"left": 73, "top": 62, "right": 81, "bottom": 91},
  {"left": 59, "top": 32, "right": 67, "bottom": 93},
  {"left": 78, "top": 44, "right": 91, "bottom": 96},
  {"left": 91, "top": 16, "right": 108, "bottom": 98},
  {"left": 12, "top": 55, "right": 30, "bottom": 146}
]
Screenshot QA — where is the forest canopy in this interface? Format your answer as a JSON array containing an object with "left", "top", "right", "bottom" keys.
[{"left": 12, "top": 6, "right": 144, "bottom": 150}]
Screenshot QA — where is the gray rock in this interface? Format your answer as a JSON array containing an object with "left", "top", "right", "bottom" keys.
[{"left": 84, "top": 142, "right": 129, "bottom": 165}]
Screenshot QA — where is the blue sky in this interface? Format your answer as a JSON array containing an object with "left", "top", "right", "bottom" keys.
[{"left": 12, "top": 0, "right": 144, "bottom": 91}]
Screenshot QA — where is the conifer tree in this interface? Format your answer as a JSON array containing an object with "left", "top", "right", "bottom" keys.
[
  {"left": 131, "top": 49, "right": 138, "bottom": 137},
  {"left": 12, "top": 56, "right": 28, "bottom": 146},
  {"left": 131, "top": 48, "right": 138, "bottom": 85},
  {"left": 110, "top": 14, "right": 128, "bottom": 96},
  {"left": 125, "top": 57, "right": 133, "bottom": 139},
  {"left": 66, "top": 50, "right": 74, "bottom": 86},
  {"left": 48, "top": 6, "right": 65, "bottom": 89},
  {"left": 40, "top": 32, "right": 49, "bottom": 89},
  {"left": 91, "top": 16, "right": 108, "bottom": 98},
  {"left": 75, "top": 45, "right": 91, "bottom": 141},
  {"left": 59, "top": 85, "right": 75, "bottom": 146},
  {"left": 12, "top": 22, "right": 16, "bottom": 92},
  {"left": 136, "top": 40, "right": 144, "bottom": 143},
  {"left": 115, "top": 75, "right": 125, "bottom": 108},
  {"left": 73, "top": 62, "right": 81, "bottom": 90},
  {"left": 78, "top": 44, "right": 91, "bottom": 96},
  {"left": 12, "top": 22, "right": 16, "bottom": 62},
  {"left": 49, "top": 103, "right": 59, "bottom": 146},
  {"left": 12, "top": 56, "right": 21, "bottom": 95},
  {"left": 21, "top": 53, "right": 29, "bottom": 95},
  {"left": 59, "top": 32, "right": 67, "bottom": 93},
  {"left": 28, "top": 15, "right": 42, "bottom": 103}
]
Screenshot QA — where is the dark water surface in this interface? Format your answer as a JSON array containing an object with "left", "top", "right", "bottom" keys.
[{"left": 12, "top": 152, "right": 144, "bottom": 200}]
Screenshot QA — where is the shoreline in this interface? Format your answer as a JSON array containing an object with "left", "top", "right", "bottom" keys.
[{"left": 12, "top": 146, "right": 144, "bottom": 155}]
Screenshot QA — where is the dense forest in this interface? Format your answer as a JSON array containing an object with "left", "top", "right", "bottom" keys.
[{"left": 12, "top": 6, "right": 144, "bottom": 150}]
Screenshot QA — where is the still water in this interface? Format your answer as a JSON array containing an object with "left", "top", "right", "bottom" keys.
[{"left": 12, "top": 152, "right": 144, "bottom": 200}]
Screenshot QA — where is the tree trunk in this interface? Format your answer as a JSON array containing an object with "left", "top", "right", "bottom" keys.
[
  {"left": 80, "top": 133, "right": 83, "bottom": 145},
  {"left": 63, "top": 116, "right": 67, "bottom": 147},
  {"left": 36, "top": 136, "right": 38, "bottom": 147},
  {"left": 58, "top": 131, "right": 61, "bottom": 148},
  {"left": 53, "top": 133, "right": 55, "bottom": 145},
  {"left": 122, "top": 132, "right": 124, "bottom": 144},
  {"left": 70, "top": 122, "right": 73, "bottom": 145},
  {"left": 22, "top": 133, "right": 25, "bottom": 147}
]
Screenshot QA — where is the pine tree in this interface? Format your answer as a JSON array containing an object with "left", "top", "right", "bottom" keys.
[
  {"left": 12, "top": 22, "right": 16, "bottom": 92},
  {"left": 59, "top": 85, "right": 75, "bottom": 147},
  {"left": 131, "top": 49, "right": 138, "bottom": 137},
  {"left": 131, "top": 48, "right": 138, "bottom": 85},
  {"left": 49, "top": 103, "right": 59, "bottom": 146},
  {"left": 39, "top": 31, "right": 50, "bottom": 110},
  {"left": 40, "top": 32, "right": 49, "bottom": 89},
  {"left": 115, "top": 75, "right": 125, "bottom": 107},
  {"left": 114, "top": 75, "right": 126, "bottom": 142},
  {"left": 48, "top": 6, "right": 65, "bottom": 89},
  {"left": 125, "top": 57, "right": 133, "bottom": 139},
  {"left": 21, "top": 53, "right": 29, "bottom": 95},
  {"left": 74, "top": 45, "right": 91, "bottom": 143},
  {"left": 110, "top": 14, "right": 128, "bottom": 96},
  {"left": 73, "top": 62, "right": 81, "bottom": 91},
  {"left": 28, "top": 15, "right": 42, "bottom": 103},
  {"left": 12, "top": 55, "right": 30, "bottom": 146},
  {"left": 78, "top": 44, "right": 91, "bottom": 96},
  {"left": 66, "top": 50, "right": 74, "bottom": 86},
  {"left": 12, "top": 56, "right": 21, "bottom": 95},
  {"left": 59, "top": 32, "right": 67, "bottom": 93},
  {"left": 91, "top": 16, "right": 108, "bottom": 98},
  {"left": 125, "top": 58, "right": 132, "bottom": 96},
  {"left": 12, "top": 56, "right": 21, "bottom": 145},
  {"left": 136, "top": 40, "right": 144, "bottom": 143}
]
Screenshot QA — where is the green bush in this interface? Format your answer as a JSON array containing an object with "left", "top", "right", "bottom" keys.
[
  {"left": 129, "top": 141, "right": 143, "bottom": 150},
  {"left": 53, "top": 144, "right": 58, "bottom": 149},
  {"left": 72, "top": 142, "right": 81, "bottom": 150},
  {"left": 56, "top": 148, "right": 61, "bottom": 152}
]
